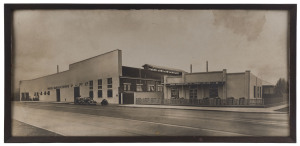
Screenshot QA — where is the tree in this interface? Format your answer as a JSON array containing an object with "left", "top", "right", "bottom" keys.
[{"left": 274, "top": 78, "right": 288, "bottom": 97}]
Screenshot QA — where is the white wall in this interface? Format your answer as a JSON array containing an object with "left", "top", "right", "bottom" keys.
[
  {"left": 249, "top": 73, "right": 263, "bottom": 99},
  {"left": 226, "top": 73, "right": 246, "bottom": 99},
  {"left": 20, "top": 50, "right": 122, "bottom": 104},
  {"left": 185, "top": 72, "right": 224, "bottom": 83}
]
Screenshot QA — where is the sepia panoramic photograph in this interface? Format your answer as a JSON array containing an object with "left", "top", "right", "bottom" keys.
[{"left": 5, "top": 4, "right": 295, "bottom": 142}]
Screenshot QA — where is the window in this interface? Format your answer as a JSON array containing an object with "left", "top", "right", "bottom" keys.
[
  {"left": 98, "top": 79, "right": 102, "bottom": 89},
  {"left": 258, "top": 87, "right": 260, "bottom": 98},
  {"left": 171, "top": 88, "right": 179, "bottom": 99},
  {"left": 98, "top": 90, "right": 102, "bottom": 98},
  {"left": 107, "top": 89, "right": 113, "bottom": 97},
  {"left": 258, "top": 87, "right": 261, "bottom": 98},
  {"left": 47, "top": 91, "right": 50, "bottom": 95},
  {"left": 209, "top": 84, "right": 218, "bottom": 98},
  {"left": 254, "top": 86, "right": 256, "bottom": 98},
  {"left": 89, "top": 80, "right": 93, "bottom": 98},
  {"left": 21, "top": 93, "right": 25, "bottom": 101},
  {"left": 123, "top": 83, "right": 131, "bottom": 91},
  {"left": 98, "top": 79, "right": 102, "bottom": 98},
  {"left": 89, "top": 91, "right": 94, "bottom": 98},
  {"left": 44, "top": 91, "right": 47, "bottom": 95},
  {"left": 189, "top": 88, "right": 197, "bottom": 99},
  {"left": 107, "top": 78, "right": 112, "bottom": 88},
  {"left": 147, "top": 85, "right": 155, "bottom": 92},
  {"left": 40, "top": 92, "right": 43, "bottom": 95},
  {"left": 107, "top": 78, "right": 113, "bottom": 97},
  {"left": 89, "top": 80, "right": 93, "bottom": 90},
  {"left": 107, "top": 78, "right": 112, "bottom": 86},
  {"left": 157, "top": 85, "right": 163, "bottom": 92},
  {"left": 136, "top": 84, "right": 143, "bottom": 92}
]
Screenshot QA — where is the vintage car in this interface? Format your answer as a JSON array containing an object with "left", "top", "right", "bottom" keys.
[{"left": 75, "top": 97, "right": 97, "bottom": 105}]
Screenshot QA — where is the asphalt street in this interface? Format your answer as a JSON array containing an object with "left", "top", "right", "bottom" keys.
[{"left": 11, "top": 102, "right": 289, "bottom": 136}]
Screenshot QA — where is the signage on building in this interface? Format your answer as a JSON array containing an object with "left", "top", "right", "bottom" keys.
[
  {"left": 47, "top": 82, "right": 87, "bottom": 90},
  {"left": 48, "top": 85, "right": 70, "bottom": 90}
]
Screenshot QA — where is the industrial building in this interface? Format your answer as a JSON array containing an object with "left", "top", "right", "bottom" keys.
[
  {"left": 19, "top": 50, "right": 182, "bottom": 104},
  {"left": 163, "top": 69, "right": 263, "bottom": 100},
  {"left": 20, "top": 49, "right": 265, "bottom": 105}
]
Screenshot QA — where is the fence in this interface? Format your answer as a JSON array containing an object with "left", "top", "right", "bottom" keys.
[
  {"left": 135, "top": 98, "right": 264, "bottom": 106},
  {"left": 263, "top": 97, "right": 288, "bottom": 106},
  {"left": 136, "top": 98, "right": 162, "bottom": 105}
]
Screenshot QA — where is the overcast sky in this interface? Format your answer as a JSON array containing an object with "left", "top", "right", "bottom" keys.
[{"left": 12, "top": 9, "right": 289, "bottom": 89}]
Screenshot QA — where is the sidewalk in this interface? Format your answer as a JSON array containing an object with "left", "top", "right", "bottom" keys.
[
  {"left": 119, "top": 104, "right": 289, "bottom": 114},
  {"left": 19, "top": 101, "right": 72, "bottom": 104}
]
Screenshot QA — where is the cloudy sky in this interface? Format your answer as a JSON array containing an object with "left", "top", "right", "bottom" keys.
[{"left": 12, "top": 9, "right": 289, "bottom": 89}]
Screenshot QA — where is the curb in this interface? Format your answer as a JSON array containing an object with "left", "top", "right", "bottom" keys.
[{"left": 118, "top": 105, "right": 288, "bottom": 114}]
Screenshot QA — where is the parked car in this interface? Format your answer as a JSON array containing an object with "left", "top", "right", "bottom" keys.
[
  {"left": 75, "top": 97, "right": 97, "bottom": 105},
  {"left": 101, "top": 99, "right": 108, "bottom": 106}
]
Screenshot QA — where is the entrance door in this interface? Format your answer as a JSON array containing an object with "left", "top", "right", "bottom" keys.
[
  {"left": 209, "top": 84, "right": 218, "bottom": 98},
  {"left": 74, "top": 87, "right": 80, "bottom": 101},
  {"left": 89, "top": 91, "right": 93, "bottom": 99},
  {"left": 119, "top": 93, "right": 122, "bottom": 104},
  {"left": 56, "top": 89, "right": 60, "bottom": 102},
  {"left": 123, "top": 93, "right": 134, "bottom": 104}
]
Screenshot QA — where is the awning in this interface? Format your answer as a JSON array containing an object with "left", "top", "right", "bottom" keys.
[{"left": 165, "top": 81, "right": 225, "bottom": 86}]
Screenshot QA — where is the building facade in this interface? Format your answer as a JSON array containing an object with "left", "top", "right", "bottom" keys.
[
  {"left": 20, "top": 49, "right": 267, "bottom": 104},
  {"left": 119, "top": 64, "right": 185, "bottom": 104},
  {"left": 20, "top": 50, "right": 122, "bottom": 104},
  {"left": 19, "top": 50, "right": 183, "bottom": 104},
  {"left": 163, "top": 70, "right": 263, "bottom": 100}
]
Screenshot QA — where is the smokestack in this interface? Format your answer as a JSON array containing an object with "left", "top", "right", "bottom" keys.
[
  {"left": 206, "top": 61, "right": 208, "bottom": 72},
  {"left": 190, "top": 64, "right": 192, "bottom": 73},
  {"left": 57, "top": 65, "right": 59, "bottom": 73}
]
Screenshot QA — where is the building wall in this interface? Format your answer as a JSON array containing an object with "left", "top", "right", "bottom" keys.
[
  {"left": 164, "top": 70, "right": 264, "bottom": 100},
  {"left": 185, "top": 72, "right": 224, "bottom": 83},
  {"left": 249, "top": 73, "right": 263, "bottom": 99},
  {"left": 20, "top": 50, "right": 122, "bottom": 104},
  {"left": 226, "top": 73, "right": 247, "bottom": 99},
  {"left": 166, "top": 76, "right": 184, "bottom": 84}
]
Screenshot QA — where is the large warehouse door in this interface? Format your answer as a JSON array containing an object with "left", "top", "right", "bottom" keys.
[
  {"left": 123, "top": 93, "right": 134, "bottom": 104},
  {"left": 56, "top": 89, "right": 60, "bottom": 102},
  {"left": 74, "top": 87, "right": 80, "bottom": 101}
]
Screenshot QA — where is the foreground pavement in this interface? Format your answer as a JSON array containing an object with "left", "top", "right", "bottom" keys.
[{"left": 11, "top": 102, "right": 289, "bottom": 137}]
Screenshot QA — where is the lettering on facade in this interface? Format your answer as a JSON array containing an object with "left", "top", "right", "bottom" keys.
[
  {"left": 48, "top": 85, "right": 70, "bottom": 90},
  {"left": 148, "top": 68, "right": 180, "bottom": 75},
  {"left": 47, "top": 82, "right": 87, "bottom": 90}
]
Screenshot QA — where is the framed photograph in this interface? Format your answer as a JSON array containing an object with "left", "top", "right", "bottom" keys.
[{"left": 4, "top": 4, "right": 296, "bottom": 143}]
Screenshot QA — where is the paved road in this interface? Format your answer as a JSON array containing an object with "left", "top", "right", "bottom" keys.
[{"left": 11, "top": 102, "right": 289, "bottom": 136}]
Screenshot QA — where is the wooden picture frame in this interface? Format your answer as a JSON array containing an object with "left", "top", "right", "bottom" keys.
[{"left": 4, "top": 4, "right": 296, "bottom": 143}]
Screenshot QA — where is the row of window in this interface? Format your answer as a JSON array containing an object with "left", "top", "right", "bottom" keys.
[
  {"left": 254, "top": 86, "right": 262, "bottom": 98},
  {"left": 123, "top": 83, "right": 163, "bottom": 92},
  {"left": 34, "top": 91, "right": 50, "bottom": 96},
  {"left": 171, "top": 85, "right": 219, "bottom": 99},
  {"left": 97, "top": 78, "right": 113, "bottom": 98},
  {"left": 31, "top": 78, "right": 113, "bottom": 99}
]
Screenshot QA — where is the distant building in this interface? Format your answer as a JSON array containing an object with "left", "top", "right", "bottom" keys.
[{"left": 262, "top": 85, "right": 275, "bottom": 98}]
